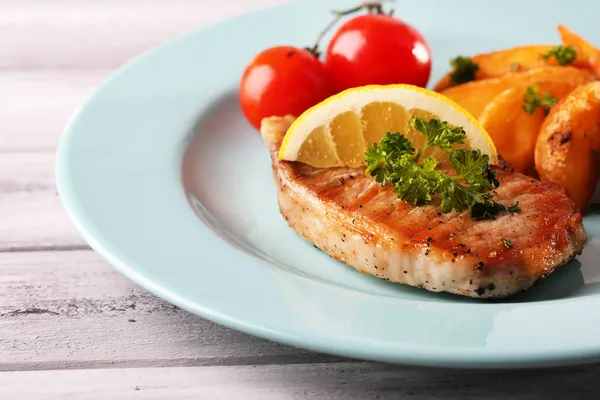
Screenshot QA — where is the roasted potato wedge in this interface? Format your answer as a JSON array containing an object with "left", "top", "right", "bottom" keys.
[
  {"left": 558, "top": 24, "right": 600, "bottom": 77},
  {"left": 441, "top": 66, "right": 594, "bottom": 119},
  {"left": 479, "top": 81, "right": 586, "bottom": 174},
  {"left": 534, "top": 81, "right": 600, "bottom": 211},
  {"left": 433, "top": 45, "right": 555, "bottom": 92}
]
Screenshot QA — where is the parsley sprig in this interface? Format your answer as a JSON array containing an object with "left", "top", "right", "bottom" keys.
[
  {"left": 542, "top": 45, "right": 577, "bottom": 66},
  {"left": 523, "top": 85, "right": 557, "bottom": 115},
  {"left": 449, "top": 56, "right": 479, "bottom": 86},
  {"left": 365, "top": 117, "right": 520, "bottom": 219}
]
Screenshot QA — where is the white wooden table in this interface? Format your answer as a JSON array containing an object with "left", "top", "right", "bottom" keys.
[{"left": 2, "top": 1, "right": 600, "bottom": 398}]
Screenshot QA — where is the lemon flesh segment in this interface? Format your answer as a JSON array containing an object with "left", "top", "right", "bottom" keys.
[
  {"left": 329, "top": 111, "right": 366, "bottom": 168},
  {"left": 279, "top": 84, "right": 498, "bottom": 169},
  {"left": 296, "top": 125, "right": 342, "bottom": 168},
  {"left": 360, "top": 101, "right": 408, "bottom": 147}
]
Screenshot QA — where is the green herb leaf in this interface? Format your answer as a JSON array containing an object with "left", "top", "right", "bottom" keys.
[
  {"left": 470, "top": 196, "right": 508, "bottom": 220},
  {"left": 364, "top": 117, "right": 521, "bottom": 219},
  {"left": 364, "top": 133, "right": 415, "bottom": 185},
  {"left": 500, "top": 238, "right": 513, "bottom": 248},
  {"left": 507, "top": 201, "right": 521, "bottom": 213},
  {"left": 542, "top": 45, "right": 577, "bottom": 65},
  {"left": 437, "top": 178, "right": 472, "bottom": 214},
  {"left": 392, "top": 155, "right": 443, "bottom": 205},
  {"left": 523, "top": 85, "right": 557, "bottom": 116},
  {"left": 449, "top": 56, "right": 480, "bottom": 86},
  {"left": 449, "top": 149, "right": 499, "bottom": 192},
  {"left": 409, "top": 117, "right": 466, "bottom": 161}
]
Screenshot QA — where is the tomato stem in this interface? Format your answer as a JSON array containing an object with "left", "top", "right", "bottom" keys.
[
  {"left": 305, "top": 16, "right": 342, "bottom": 58},
  {"left": 305, "top": 0, "right": 393, "bottom": 59}
]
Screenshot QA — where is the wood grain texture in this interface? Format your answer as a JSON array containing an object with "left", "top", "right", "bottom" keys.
[
  {"left": 0, "top": 0, "right": 287, "bottom": 70},
  {"left": 0, "top": 153, "right": 86, "bottom": 251},
  {"left": 3, "top": 363, "right": 600, "bottom": 400},
  {"left": 0, "top": 0, "right": 286, "bottom": 151},
  {"left": 0, "top": 71, "right": 108, "bottom": 151},
  {"left": 3, "top": 1, "right": 600, "bottom": 397},
  {"left": 0, "top": 250, "right": 344, "bottom": 371}
]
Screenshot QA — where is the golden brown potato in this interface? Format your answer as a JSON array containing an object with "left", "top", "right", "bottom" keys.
[
  {"left": 534, "top": 81, "right": 600, "bottom": 211},
  {"left": 433, "top": 45, "right": 556, "bottom": 92},
  {"left": 441, "top": 66, "right": 594, "bottom": 119},
  {"left": 479, "top": 81, "right": 586, "bottom": 174},
  {"left": 558, "top": 24, "right": 600, "bottom": 77}
]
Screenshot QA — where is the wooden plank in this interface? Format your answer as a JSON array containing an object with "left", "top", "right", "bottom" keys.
[
  {"left": 0, "top": 152, "right": 86, "bottom": 251},
  {"left": 0, "top": 0, "right": 287, "bottom": 70},
  {"left": 2, "top": 363, "right": 600, "bottom": 399},
  {"left": 0, "top": 190, "right": 88, "bottom": 251},
  {"left": 0, "top": 71, "right": 108, "bottom": 151},
  {"left": 0, "top": 0, "right": 287, "bottom": 151},
  {"left": 0, "top": 250, "right": 344, "bottom": 371}
]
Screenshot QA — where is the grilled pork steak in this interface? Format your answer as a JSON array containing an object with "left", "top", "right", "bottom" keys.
[{"left": 261, "top": 115, "right": 587, "bottom": 298}]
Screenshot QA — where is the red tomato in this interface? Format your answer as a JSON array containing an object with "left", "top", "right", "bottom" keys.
[
  {"left": 239, "top": 46, "right": 335, "bottom": 130},
  {"left": 325, "top": 14, "right": 432, "bottom": 91}
]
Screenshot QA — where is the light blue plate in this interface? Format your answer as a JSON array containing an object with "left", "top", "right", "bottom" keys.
[{"left": 56, "top": 0, "right": 600, "bottom": 368}]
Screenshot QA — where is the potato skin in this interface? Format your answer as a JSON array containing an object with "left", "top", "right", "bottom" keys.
[
  {"left": 433, "top": 45, "right": 555, "bottom": 92},
  {"left": 479, "top": 81, "right": 588, "bottom": 174},
  {"left": 558, "top": 24, "right": 600, "bottom": 77},
  {"left": 534, "top": 81, "right": 600, "bottom": 211},
  {"left": 441, "top": 66, "right": 594, "bottom": 119}
]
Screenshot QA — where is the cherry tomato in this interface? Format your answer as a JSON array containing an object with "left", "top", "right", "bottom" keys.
[
  {"left": 325, "top": 14, "right": 432, "bottom": 91},
  {"left": 239, "top": 46, "right": 335, "bottom": 130}
]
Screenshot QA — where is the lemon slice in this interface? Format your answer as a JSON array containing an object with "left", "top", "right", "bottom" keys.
[{"left": 278, "top": 84, "right": 497, "bottom": 168}]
